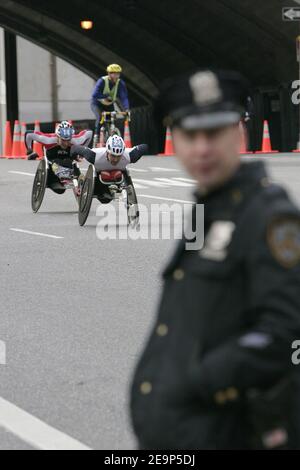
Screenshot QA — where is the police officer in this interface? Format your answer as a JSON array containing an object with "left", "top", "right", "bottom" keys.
[{"left": 130, "top": 70, "right": 300, "bottom": 449}]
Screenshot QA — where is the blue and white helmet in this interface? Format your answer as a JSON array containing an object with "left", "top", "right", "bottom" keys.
[
  {"left": 56, "top": 121, "right": 75, "bottom": 141},
  {"left": 106, "top": 135, "right": 125, "bottom": 156}
]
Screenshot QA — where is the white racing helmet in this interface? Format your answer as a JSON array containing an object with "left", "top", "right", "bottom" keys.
[{"left": 106, "top": 135, "right": 125, "bottom": 157}]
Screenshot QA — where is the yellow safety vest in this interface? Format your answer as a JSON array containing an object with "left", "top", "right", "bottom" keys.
[{"left": 102, "top": 75, "right": 120, "bottom": 102}]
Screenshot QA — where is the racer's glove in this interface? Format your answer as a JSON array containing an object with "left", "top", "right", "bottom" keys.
[
  {"left": 27, "top": 150, "right": 39, "bottom": 160},
  {"left": 73, "top": 155, "right": 84, "bottom": 162}
]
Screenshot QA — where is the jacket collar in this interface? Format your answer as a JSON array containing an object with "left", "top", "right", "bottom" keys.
[{"left": 194, "top": 161, "right": 268, "bottom": 216}]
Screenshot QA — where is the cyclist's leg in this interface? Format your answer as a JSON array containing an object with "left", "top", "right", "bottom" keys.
[
  {"left": 91, "top": 103, "right": 103, "bottom": 147},
  {"left": 113, "top": 100, "right": 126, "bottom": 138},
  {"left": 115, "top": 118, "right": 125, "bottom": 138},
  {"left": 103, "top": 104, "right": 116, "bottom": 142}
]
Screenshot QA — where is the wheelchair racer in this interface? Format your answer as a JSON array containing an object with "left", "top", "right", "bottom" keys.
[
  {"left": 71, "top": 135, "right": 148, "bottom": 201},
  {"left": 25, "top": 121, "right": 93, "bottom": 193}
]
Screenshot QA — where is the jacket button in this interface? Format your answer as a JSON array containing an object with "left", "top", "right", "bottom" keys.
[
  {"left": 226, "top": 387, "right": 239, "bottom": 401},
  {"left": 231, "top": 189, "right": 243, "bottom": 204},
  {"left": 157, "top": 324, "right": 168, "bottom": 337},
  {"left": 214, "top": 391, "right": 227, "bottom": 405},
  {"left": 173, "top": 269, "right": 185, "bottom": 281},
  {"left": 261, "top": 177, "right": 271, "bottom": 188},
  {"left": 140, "top": 382, "right": 152, "bottom": 395}
]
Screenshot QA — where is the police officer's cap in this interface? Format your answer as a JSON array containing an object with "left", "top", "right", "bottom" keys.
[{"left": 156, "top": 69, "right": 250, "bottom": 130}]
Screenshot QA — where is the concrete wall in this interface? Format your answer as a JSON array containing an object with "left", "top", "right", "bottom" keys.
[{"left": 17, "top": 36, "right": 95, "bottom": 123}]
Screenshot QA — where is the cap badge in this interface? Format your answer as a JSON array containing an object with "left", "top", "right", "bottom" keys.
[{"left": 189, "top": 71, "right": 222, "bottom": 107}]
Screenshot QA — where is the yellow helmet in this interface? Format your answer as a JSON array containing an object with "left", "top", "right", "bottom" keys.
[{"left": 107, "top": 64, "right": 122, "bottom": 73}]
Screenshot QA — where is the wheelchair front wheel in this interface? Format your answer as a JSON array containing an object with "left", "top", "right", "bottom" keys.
[
  {"left": 126, "top": 184, "right": 139, "bottom": 228},
  {"left": 78, "top": 165, "right": 96, "bottom": 226},
  {"left": 31, "top": 159, "right": 48, "bottom": 213}
]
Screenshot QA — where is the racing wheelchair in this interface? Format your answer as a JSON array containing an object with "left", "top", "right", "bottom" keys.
[
  {"left": 78, "top": 164, "right": 139, "bottom": 227},
  {"left": 31, "top": 156, "right": 82, "bottom": 213}
]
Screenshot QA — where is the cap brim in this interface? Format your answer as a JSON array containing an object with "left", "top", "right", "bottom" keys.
[{"left": 179, "top": 111, "right": 241, "bottom": 130}]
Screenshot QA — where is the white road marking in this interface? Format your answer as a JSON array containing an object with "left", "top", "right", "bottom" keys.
[
  {"left": 129, "top": 168, "right": 148, "bottom": 173},
  {"left": 9, "top": 171, "right": 35, "bottom": 177},
  {"left": 133, "top": 183, "right": 148, "bottom": 189},
  {"left": 133, "top": 178, "right": 170, "bottom": 188},
  {"left": 0, "top": 397, "right": 91, "bottom": 450},
  {"left": 155, "top": 178, "right": 194, "bottom": 187},
  {"left": 10, "top": 229, "right": 64, "bottom": 239},
  {"left": 133, "top": 177, "right": 194, "bottom": 188},
  {"left": 174, "top": 177, "right": 197, "bottom": 184},
  {"left": 138, "top": 194, "right": 194, "bottom": 204},
  {"left": 150, "top": 166, "right": 180, "bottom": 172}
]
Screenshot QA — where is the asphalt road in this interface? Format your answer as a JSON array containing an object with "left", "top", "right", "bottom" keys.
[{"left": 1, "top": 154, "right": 300, "bottom": 450}]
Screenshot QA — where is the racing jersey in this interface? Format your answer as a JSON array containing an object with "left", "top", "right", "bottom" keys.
[{"left": 70, "top": 144, "right": 149, "bottom": 172}]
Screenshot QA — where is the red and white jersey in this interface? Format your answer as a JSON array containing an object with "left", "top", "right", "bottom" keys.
[
  {"left": 25, "top": 130, "right": 93, "bottom": 151},
  {"left": 93, "top": 146, "right": 134, "bottom": 171}
]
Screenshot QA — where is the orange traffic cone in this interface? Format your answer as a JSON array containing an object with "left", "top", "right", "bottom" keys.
[
  {"left": 256, "top": 120, "right": 278, "bottom": 154},
  {"left": 33, "top": 120, "right": 44, "bottom": 160},
  {"left": 10, "top": 120, "right": 22, "bottom": 159},
  {"left": 20, "top": 122, "right": 27, "bottom": 159},
  {"left": 124, "top": 120, "right": 132, "bottom": 147},
  {"left": 159, "top": 127, "right": 174, "bottom": 156},
  {"left": 293, "top": 138, "right": 300, "bottom": 152},
  {"left": 0, "top": 121, "right": 12, "bottom": 158}
]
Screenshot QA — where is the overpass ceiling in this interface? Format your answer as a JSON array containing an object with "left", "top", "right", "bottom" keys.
[{"left": 0, "top": 0, "right": 298, "bottom": 105}]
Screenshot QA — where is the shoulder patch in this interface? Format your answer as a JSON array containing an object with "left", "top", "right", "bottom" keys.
[{"left": 267, "top": 216, "right": 300, "bottom": 268}]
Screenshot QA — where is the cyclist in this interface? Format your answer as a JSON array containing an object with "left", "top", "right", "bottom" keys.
[
  {"left": 91, "top": 64, "right": 130, "bottom": 143},
  {"left": 25, "top": 121, "right": 93, "bottom": 193},
  {"left": 71, "top": 135, "right": 148, "bottom": 201}
]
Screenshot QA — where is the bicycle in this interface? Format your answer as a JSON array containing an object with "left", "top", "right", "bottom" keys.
[{"left": 93, "top": 111, "right": 130, "bottom": 148}]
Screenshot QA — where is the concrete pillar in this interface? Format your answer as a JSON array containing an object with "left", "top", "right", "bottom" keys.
[
  {"left": 50, "top": 53, "right": 59, "bottom": 122},
  {"left": 0, "top": 28, "right": 7, "bottom": 154},
  {"left": 5, "top": 31, "right": 18, "bottom": 124}
]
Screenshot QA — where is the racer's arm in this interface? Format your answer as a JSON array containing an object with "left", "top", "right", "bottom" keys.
[
  {"left": 25, "top": 131, "right": 44, "bottom": 153},
  {"left": 129, "top": 144, "right": 149, "bottom": 163},
  {"left": 70, "top": 145, "right": 96, "bottom": 164},
  {"left": 82, "top": 130, "right": 93, "bottom": 146},
  {"left": 25, "top": 131, "right": 57, "bottom": 159},
  {"left": 72, "top": 130, "right": 93, "bottom": 147}
]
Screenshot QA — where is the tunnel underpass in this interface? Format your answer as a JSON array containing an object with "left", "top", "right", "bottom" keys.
[{"left": 0, "top": 0, "right": 300, "bottom": 151}]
